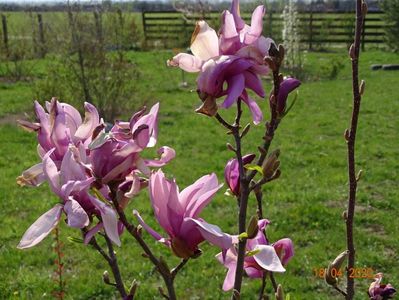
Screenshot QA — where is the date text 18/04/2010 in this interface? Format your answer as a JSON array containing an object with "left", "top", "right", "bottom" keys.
[{"left": 313, "top": 268, "right": 375, "bottom": 279}]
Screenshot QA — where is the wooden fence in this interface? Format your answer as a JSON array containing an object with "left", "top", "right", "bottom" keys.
[{"left": 142, "top": 10, "right": 387, "bottom": 50}]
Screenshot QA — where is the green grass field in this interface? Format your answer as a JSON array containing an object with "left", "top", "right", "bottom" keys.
[{"left": 0, "top": 49, "right": 398, "bottom": 299}]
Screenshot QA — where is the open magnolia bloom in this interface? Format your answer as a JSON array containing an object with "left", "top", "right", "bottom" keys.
[
  {"left": 18, "top": 146, "right": 121, "bottom": 248},
  {"left": 216, "top": 219, "right": 294, "bottom": 291},
  {"left": 368, "top": 273, "right": 396, "bottom": 300},
  {"left": 167, "top": 0, "right": 274, "bottom": 124},
  {"left": 134, "top": 170, "right": 234, "bottom": 259},
  {"left": 17, "top": 98, "right": 100, "bottom": 187}
]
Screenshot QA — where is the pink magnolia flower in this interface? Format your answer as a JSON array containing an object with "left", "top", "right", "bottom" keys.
[
  {"left": 225, "top": 154, "right": 256, "bottom": 196},
  {"left": 271, "top": 77, "right": 301, "bottom": 115},
  {"left": 134, "top": 170, "right": 233, "bottom": 259},
  {"left": 216, "top": 219, "right": 294, "bottom": 291},
  {"left": 368, "top": 273, "right": 396, "bottom": 300},
  {"left": 17, "top": 98, "right": 99, "bottom": 187},
  {"left": 90, "top": 103, "right": 175, "bottom": 184},
  {"left": 18, "top": 146, "right": 120, "bottom": 249},
  {"left": 167, "top": 0, "right": 274, "bottom": 124}
]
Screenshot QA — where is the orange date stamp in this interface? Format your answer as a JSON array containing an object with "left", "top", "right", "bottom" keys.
[{"left": 313, "top": 267, "right": 375, "bottom": 279}]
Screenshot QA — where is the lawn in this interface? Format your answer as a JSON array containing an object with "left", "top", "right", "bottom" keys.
[{"left": 0, "top": 49, "right": 398, "bottom": 299}]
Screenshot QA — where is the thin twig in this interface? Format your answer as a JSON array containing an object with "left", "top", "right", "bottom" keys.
[
  {"left": 346, "top": 1, "right": 365, "bottom": 299},
  {"left": 171, "top": 258, "right": 189, "bottom": 278},
  {"left": 335, "top": 285, "right": 348, "bottom": 297},
  {"left": 258, "top": 272, "right": 267, "bottom": 300}
]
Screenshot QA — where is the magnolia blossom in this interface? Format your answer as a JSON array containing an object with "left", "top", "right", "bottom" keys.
[
  {"left": 17, "top": 98, "right": 99, "bottom": 187},
  {"left": 18, "top": 146, "right": 120, "bottom": 248},
  {"left": 224, "top": 154, "right": 256, "bottom": 196},
  {"left": 134, "top": 170, "right": 234, "bottom": 259},
  {"left": 368, "top": 273, "right": 396, "bottom": 300},
  {"left": 216, "top": 219, "right": 294, "bottom": 291},
  {"left": 168, "top": 0, "right": 274, "bottom": 124}
]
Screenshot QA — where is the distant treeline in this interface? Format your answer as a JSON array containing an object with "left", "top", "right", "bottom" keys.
[{"left": 0, "top": 0, "right": 382, "bottom": 13}]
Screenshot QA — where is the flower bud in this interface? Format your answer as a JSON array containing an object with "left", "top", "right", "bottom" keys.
[
  {"left": 262, "top": 149, "right": 280, "bottom": 180},
  {"left": 240, "top": 123, "right": 251, "bottom": 138},
  {"left": 275, "top": 284, "right": 284, "bottom": 300},
  {"left": 278, "top": 44, "right": 285, "bottom": 63},
  {"left": 103, "top": 270, "right": 111, "bottom": 285},
  {"left": 247, "top": 215, "right": 259, "bottom": 239},
  {"left": 359, "top": 80, "right": 365, "bottom": 96},
  {"left": 344, "top": 129, "right": 350, "bottom": 141},
  {"left": 325, "top": 250, "right": 348, "bottom": 286},
  {"left": 128, "top": 279, "right": 139, "bottom": 298},
  {"left": 362, "top": 1, "right": 368, "bottom": 16},
  {"left": 349, "top": 44, "right": 355, "bottom": 60}
]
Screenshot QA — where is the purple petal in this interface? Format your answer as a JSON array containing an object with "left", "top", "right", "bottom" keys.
[
  {"left": 230, "top": 0, "right": 245, "bottom": 31},
  {"left": 60, "top": 102, "right": 82, "bottom": 136},
  {"left": 34, "top": 101, "right": 52, "bottom": 151},
  {"left": 89, "top": 195, "right": 121, "bottom": 246},
  {"left": 243, "top": 5, "right": 265, "bottom": 45},
  {"left": 42, "top": 149, "right": 61, "bottom": 195},
  {"left": 242, "top": 90, "right": 263, "bottom": 125},
  {"left": 216, "top": 247, "right": 238, "bottom": 291},
  {"left": 244, "top": 71, "right": 264, "bottom": 97},
  {"left": 221, "top": 74, "right": 245, "bottom": 108},
  {"left": 186, "top": 218, "right": 233, "bottom": 250},
  {"left": 84, "top": 222, "right": 103, "bottom": 244},
  {"left": 273, "top": 238, "right": 294, "bottom": 265},
  {"left": 64, "top": 198, "right": 89, "bottom": 228},
  {"left": 276, "top": 78, "right": 301, "bottom": 114},
  {"left": 133, "top": 210, "right": 170, "bottom": 246},
  {"left": 253, "top": 245, "right": 286, "bottom": 272},
  {"left": 17, "top": 204, "right": 63, "bottom": 249}
]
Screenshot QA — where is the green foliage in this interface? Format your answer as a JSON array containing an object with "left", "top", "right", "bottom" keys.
[{"left": 381, "top": 0, "right": 399, "bottom": 51}]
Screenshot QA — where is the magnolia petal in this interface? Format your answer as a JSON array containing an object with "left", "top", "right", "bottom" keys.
[
  {"left": 190, "top": 21, "right": 219, "bottom": 61},
  {"left": 89, "top": 196, "right": 121, "bottom": 246},
  {"left": 42, "top": 149, "right": 61, "bottom": 194},
  {"left": 243, "top": 5, "right": 265, "bottom": 45},
  {"left": 230, "top": 0, "right": 245, "bottom": 31},
  {"left": 167, "top": 53, "right": 202, "bottom": 73},
  {"left": 84, "top": 222, "right": 104, "bottom": 244},
  {"left": 144, "top": 146, "right": 176, "bottom": 168},
  {"left": 253, "top": 245, "right": 286, "bottom": 273},
  {"left": 216, "top": 247, "right": 238, "bottom": 291},
  {"left": 17, "top": 163, "right": 45, "bottom": 187},
  {"left": 273, "top": 238, "right": 294, "bottom": 265},
  {"left": 221, "top": 74, "right": 245, "bottom": 108},
  {"left": 133, "top": 210, "right": 170, "bottom": 246},
  {"left": 64, "top": 198, "right": 90, "bottom": 228},
  {"left": 242, "top": 90, "right": 263, "bottom": 125},
  {"left": 186, "top": 218, "right": 233, "bottom": 250},
  {"left": 133, "top": 124, "right": 150, "bottom": 149},
  {"left": 244, "top": 71, "right": 264, "bottom": 98},
  {"left": 17, "top": 204, "right": 63, "bottom": 249},
  {"left": 74, "top": 102, "right": 99, "bottom": 141}
]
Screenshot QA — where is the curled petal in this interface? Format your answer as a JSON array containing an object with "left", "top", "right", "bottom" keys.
[
  {"left": 243, "top": 5, "right": 265, "bottom": 45},
  {"left": 17, "top": 163, "right": 45, "bottom": 187},
  {"left": 144, "top": 146, "right": 176, "bottom": 168},
  {"left": 242, "top": 90, "right": 263, "bottom": 125},
  {"left": 253, "top": 245, "right": 286, "bottom": 273},
  {"left": 190, "top": 21, "right": 219, "bottom": 61},
  {"left": 18, "top": 204, "right": 63, "bottom": 249},
  {"left": 167, "top": 53, "right": 202, "bottom": 72},
  {"left": 221, "top": 74, "right": 245, "bottom": 109},
  {"left": 216, "top": 247, "right": 238, "bottom": 291},
  {"left": 74, "top": 102, "right": 99, "bottom": 141},
  {"left": 64, "top": 198, "right": 89, "bottom": 228}
]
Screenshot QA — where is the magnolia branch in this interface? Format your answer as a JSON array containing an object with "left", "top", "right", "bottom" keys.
[{"left": 345, "top": 1, "right": 366, "bottom": 299}]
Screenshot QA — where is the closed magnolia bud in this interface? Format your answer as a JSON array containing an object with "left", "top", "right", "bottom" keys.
[
  {"left": 264, "top": 57, "right": 277, "bottom": 71},
  {"left": 227, "top": 143, "right": 236, "bottom": 152},
  {"left": 241, "top": 123, "right": 251, "bottom": 138},
  {"left": 103, "top": 270, "right": 111, "bottom": 285},
  {"left": 262, "top": 149, "right": 280, "bottom": 179},
  {"left": 325, "top": 250, "right": 349, "bottom": 286},
  {"left": 359, "top": 80, "right": 365, "bottom": 95},
  {"left": 275, "top": 284, "right": 284, "bottom": 300},
  {"left": 342, "top": 210, "right": 348, "bottom": 220},
  {"left": 129, "top": 280, "right": 139, "bottom": 298},
  {"left": 247, "top": 215, "right": 259, "bottom": 239},
  {"left": 344, "top": 129, "right": 350, "bottom": 141},
  {"left": 349, "top": 44, "right": 355, "bottom": 60}
]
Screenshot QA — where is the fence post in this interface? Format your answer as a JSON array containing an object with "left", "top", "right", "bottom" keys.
[
  {"left": 1, "top": 14, "right": 8, "bottom": 57},
  {"left": 309, "top": 9, "right": 313, "bottom": 50},
  {"left": 37, "top": 13, "right": 46, "bottom": 58},
  {"left": 141, "top": 10, "right": 147, "bottom": 48}
]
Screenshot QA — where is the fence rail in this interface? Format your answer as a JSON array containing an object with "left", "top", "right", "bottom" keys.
[{"left": 142, "top": 10, "right": 387, "bottom": 50}]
